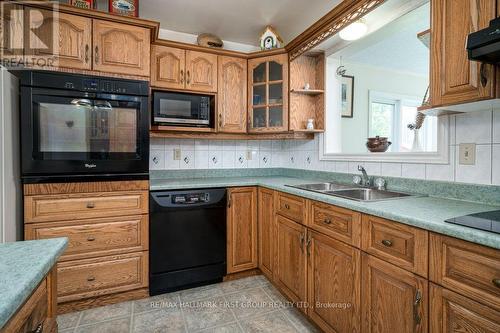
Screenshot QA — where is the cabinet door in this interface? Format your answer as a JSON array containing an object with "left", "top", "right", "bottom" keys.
[
  {"left": 429, "top": 284, "right": 500, "bottom": 333},
  {"left": 258, "top": 188, "right": 275, "bottom": 279},
  {"left": 24, "top": 9, "right": 92, "bottom": 70},
  {"left": 362, "top": 254, "right": 428, "bottom": 333},
  {"left": 218, "top": 56, "right": 247, "bottom": 133},
  {"left": 185, "top": 50, "right": 218, "bottom": 92},
  {"left": 248, "top": 53, "right": 289, "bottom": 133},
  {"left": 151, "top": 45, "right": 185, "bottom": 89},
  {"left": 431, "top": 0, "right": 496, "bottom": 106},
  {"left": 308, "top": 231, "right": 361, "bottom": 333},
  {"left": 93, "top": 20, "right": 150, "bottom": 76},
  {"left": 275, "top": 214, "right": 307, "bottom": 304},
  {"left": 227, "top": 187, "right": 257, "bottom": 273},
  {"left": 0, "top": 2, "right": 23, "bottom": 59}
]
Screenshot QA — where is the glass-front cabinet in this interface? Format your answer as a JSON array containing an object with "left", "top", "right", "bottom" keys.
[{"left": 248, "top": 54, "right": 288, "bottom": 132}]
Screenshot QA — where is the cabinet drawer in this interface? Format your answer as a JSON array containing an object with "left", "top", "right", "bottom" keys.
[
  {"left": 430, "top": 234, "right": 500, "bottom": 311},
  {"left": 1, "top": 280, "right": 48, "bottom": 333},
  {"left": 25, "top": 216, "right": 148, "bottom": 261},
  {"left": 25, "top": 191, "right": 148, "bottom": 223},
  {"left": 361, "top": 215, "right": 428, "bottom": 277},
  {"left": 276, "top": 192, "right": 307, "bottom": 224},
  {"left": 309, "top": 201, "right": 361, "bottom": 247},
  {"left": 57, "top": 252, "right": 148, "bottom": 303}
]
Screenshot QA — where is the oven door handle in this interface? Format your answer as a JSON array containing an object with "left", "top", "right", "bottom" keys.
[
  {"left": 96, "top": 93, "right": 143, "bottom": 102},
  {"left": 70, "top": 98, "right": 93, "bottom": 107},
  {"left": 94, "top": 101, "right": 113, "bottom": 109}
]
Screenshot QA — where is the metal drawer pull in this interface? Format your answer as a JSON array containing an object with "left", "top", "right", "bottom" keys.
[
  {"left": 299, "top": 233, "right": 304, "bottom": 252},
  {"left": 323, "top": 218, "right": 331, "bottom": 224},
  {"left": 180, "top": 70, "right": 184, "bottom": 84},
  {"left": 187, "top": 70, "right": 191, "bottom": 84},
  {"left": 306, "top": 237, "right": 312, "bottom": 256},
  {"left": 413, "top": 290, "right": 422, "bottom": 325},
  {"left": 284, "top": 204, "right": 290, "bottom": 209},
  {"left": 86, "top": 202, "right": 95, "bottom": 208},
  {"left": 87, "top": 276, "right": 96, "bottom": 282},
  {"left": 95, "top": 46, "right": 99, "bottom": 63},
  {"left": 85, "top": 44, "right": 89, "bottom": 63},
  {"left": 87, "top": 236, "right": 96, "bottom": 241},
  {"left": 30, "top": 323, "right": 43, "bottom": 333},
  {"left": 381, "top": 239, "right": 393, "bottom": 247},
  {"left": 492, "top": 278, "right": 500, "bottom": 288}
]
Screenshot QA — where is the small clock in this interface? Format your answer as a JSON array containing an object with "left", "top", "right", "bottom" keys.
[{"left": 259, "top": 26, "right": 284, "bottom": 50}]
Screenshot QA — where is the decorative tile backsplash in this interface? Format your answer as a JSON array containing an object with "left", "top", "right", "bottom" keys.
[{"left": 150, "top": 110, "right": 500, "bottom": 186}]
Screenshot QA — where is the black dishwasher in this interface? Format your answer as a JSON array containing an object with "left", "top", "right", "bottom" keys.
[{"left": 149, "top": 188, "right": 227, "bottom": 295}]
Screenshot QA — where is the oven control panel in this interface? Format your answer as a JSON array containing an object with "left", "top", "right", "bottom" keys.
[{"left": 172, "top": 193, "right": 210, "bottom": 204}]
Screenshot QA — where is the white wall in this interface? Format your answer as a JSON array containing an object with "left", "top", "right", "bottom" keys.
[{"left": 151, "top": 110, "right": 500, "bottom": 186}]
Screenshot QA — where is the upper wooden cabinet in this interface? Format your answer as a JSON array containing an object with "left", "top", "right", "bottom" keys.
[
  {"left": 151, "top": 45, "right": 185, "bottom": 89},
  {"left": 248, "top": 53, "right": 289, "bottom": 133},
  {"left": 430, "top": 0, "right": 497, "bottom": 106},
  {"left": 93, "top": 20, "right": 150, "bottom": 77},
  {"left": 0, "top": 3, "right": 24, "bottom": 58},
  {"left": 186, "top": 50, "right": 218, "bottom": 92},
  {"left": 151, "top": 46, "right": 218, "bottom": 92},
  {"left": 362, "top": 254, "right": 428, "bottom": 333},
  {"left": 227, "top": 187, "right": 258, "bottom": 274},
  {"left": 24, "top": 9, "right": 92, "bottom": 70},
  {"left": 218, "top": 56, "right": 247, "bottom": 133}
]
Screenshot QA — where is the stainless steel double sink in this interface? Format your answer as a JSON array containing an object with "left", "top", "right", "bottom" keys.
[{"left": 286, "top": 182, "right": 418, "bottom": 202}]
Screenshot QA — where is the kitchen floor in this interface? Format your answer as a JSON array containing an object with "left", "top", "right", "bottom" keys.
[{"left": 57, "top": 275, "right": 319, "bottom": 333}]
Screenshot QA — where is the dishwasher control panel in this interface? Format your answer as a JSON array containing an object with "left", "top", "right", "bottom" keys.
[{"left": 172, "top": 192, "right": 210, "bottom": 204}]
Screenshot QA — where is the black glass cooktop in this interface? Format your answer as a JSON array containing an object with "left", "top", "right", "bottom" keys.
[{"left": 445, "top": 210, "right": 500, "bottom": 234}]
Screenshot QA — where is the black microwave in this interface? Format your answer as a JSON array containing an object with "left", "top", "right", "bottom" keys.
[{"left": 153, "top": 91, "right": 214, "bottom": 127}]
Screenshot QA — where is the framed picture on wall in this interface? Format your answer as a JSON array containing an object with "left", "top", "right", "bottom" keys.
[{"left": 341, "top": 75, "right": 354, "bottom": 118}]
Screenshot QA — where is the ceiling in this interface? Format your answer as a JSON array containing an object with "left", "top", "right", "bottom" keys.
[
  {"left": 139, "top": 0, "right": 341, "bottom": 46},
  {"left": 330, "top": 0, "right": 430, "bottom": 76}
]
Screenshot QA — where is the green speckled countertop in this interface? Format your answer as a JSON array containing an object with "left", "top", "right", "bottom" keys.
[
  {"left": 0, "top": 238, "right": 68, "bottom": 329},
  {"left": 151, "top": 176, "right": 500, "bottom": 250}
]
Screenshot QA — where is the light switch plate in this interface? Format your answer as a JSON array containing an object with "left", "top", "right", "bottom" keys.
[
  {"left": 173, "top": 149, "right": 181, "bottom": 160},
  {"left": 459, "top": 143, "right": 476, "bottom": 165}
]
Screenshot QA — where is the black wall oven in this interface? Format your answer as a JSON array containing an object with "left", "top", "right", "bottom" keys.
[{"left": 19, "top": 71, "right": 150, "bottom": 183}]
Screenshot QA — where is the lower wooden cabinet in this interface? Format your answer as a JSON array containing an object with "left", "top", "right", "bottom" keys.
[
  {"left": 275, "top": 214, "right": 307, "bottom": 304},
  {"left": 429, "top": 284, "right": 500, "bottom": 333},
  {"left": 227, "top": 187, "right": 258, "bottom": 273},
  {"left": 361, "top": 253, "right": 428, "bottom": 333},
  {"left": 307, "top": 230, "right": 361, "bottom": 333},
  {"left": 258, "top": 188, "right": 275, "bottom": 279}
]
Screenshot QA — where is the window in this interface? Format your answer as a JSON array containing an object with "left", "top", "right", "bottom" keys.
[{"left": 368, "top": 91, "right": 437, "bottom": 153}]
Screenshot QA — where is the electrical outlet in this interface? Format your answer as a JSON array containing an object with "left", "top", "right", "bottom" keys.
[
  {"left": 246, "top": 150, "right": 252, "bottom": 160},
  {"left": 173, "top": 149, "right": 181, "bottom": 160},
  {"left": 459, "top": 143, "right": 475, "bottom": 165}
]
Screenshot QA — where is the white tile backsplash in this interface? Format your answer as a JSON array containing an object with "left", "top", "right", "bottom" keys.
[
  {"left": 492, "top": 144, "right": 500, "bottom": 185},
  {"left": 152, "top": 111, "right": 500, "bottom": 186},
  {"left": 455, "top": 110, "right": 492, "bottom": 144},
  {"left": 455, "top": 144, "right": 492, "bottom": 185}
]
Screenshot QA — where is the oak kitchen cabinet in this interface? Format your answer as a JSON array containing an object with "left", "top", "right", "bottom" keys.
[
  {"left": 430, "top": 0, "right": 498, "bottom": 106},
  {"left": 307, "top": 230, "right": 361, "bottom": 333},
  {"left": 23, "top": 7, "right": 150, "bottom": 76},
  {"left": 151, "top": 45, "right": 218, "bottom": 92},
  {"left": 217, "top": 56, "right": 247, "bottom": 133},
  {"left": 275, "top": 214, "right": 308, "bottom": 305},
  {"left": 248, "top": 53, "right": 289, "bottom": 133},
  {"left": 362, "top": 254, "right": 428, "bottom": 333},
  {"left": 0, "top": 2, "right": 24, "bottom": 59},
  {"left": 257, "top": 188, "right": 275, "bottom": 279},
  {"left": 227, "top": 187, "right": 258, "bottom": 273}
]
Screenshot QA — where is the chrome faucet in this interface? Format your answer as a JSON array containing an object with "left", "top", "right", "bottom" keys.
[{"left": 357, "top": 165, "right": 371, "bottom": 187}]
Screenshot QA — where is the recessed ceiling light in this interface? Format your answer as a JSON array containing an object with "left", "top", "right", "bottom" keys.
[{"left": 339, "top": 20, "right": 368, "bottom": 41}]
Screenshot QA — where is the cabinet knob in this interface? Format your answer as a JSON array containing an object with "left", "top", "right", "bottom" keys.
[
  {"left": 87, "top": 276, "right": 96, "bottom": 282},
  {"left": 381, "top": 239, "right": 393, "bottom": 247},
  {"left": 87, "top": 236, "right": 96, "bottom": 242},
  {"left": 323, "top": 218, "right": 331, "bottom": 224},
  {"left": 86, "top": 202, "right": 95, "bottom": 209},
  {"left": 492, "top": 278, "right": 500, "bottom": 288},
  {"left": 29, "top": 323, "right": 43, "bottom": 333},
  {"left": 284, "top": 204, "right": 290, "bottom": 209}
]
